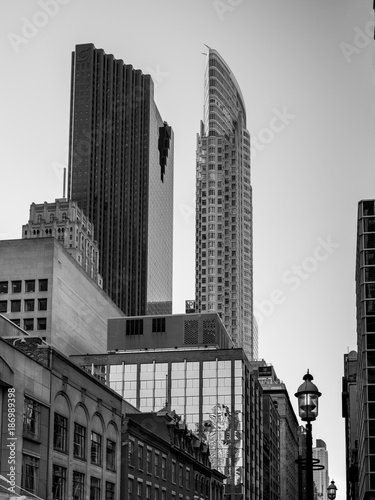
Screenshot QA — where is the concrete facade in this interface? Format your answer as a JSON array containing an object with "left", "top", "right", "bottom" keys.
[{"left": 0, "top": 238, "right": 124, "bottom": 355}]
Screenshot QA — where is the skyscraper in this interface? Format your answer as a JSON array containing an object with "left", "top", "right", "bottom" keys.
[
  {"left": 354, "top": 199, "right": 375, "bottom": 500},
  {"left": 312, "top": 439, "right": 329, "bottom": 498},
  {"left": 68, "top": 43, "right": 174, "bottom": 317},
  {"left": 195, "top": 48, "right": 255, "bottom": 360}
]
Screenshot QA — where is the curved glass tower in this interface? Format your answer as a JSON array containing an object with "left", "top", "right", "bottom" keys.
[{"left": 195, "top": 48, "right": 256, "bottom": 361}]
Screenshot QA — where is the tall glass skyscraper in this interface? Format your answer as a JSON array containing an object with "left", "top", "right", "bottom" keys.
[
  {"left": 68, "top": 44, "right": 174, "bottom": 317},
  {"left": 195, "top": 48, "right": 256, "bottom": 360}
]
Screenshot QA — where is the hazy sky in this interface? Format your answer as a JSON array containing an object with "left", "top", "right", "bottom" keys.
[{"left": 1, "top": 0, "right": 374, "bottom": 495}]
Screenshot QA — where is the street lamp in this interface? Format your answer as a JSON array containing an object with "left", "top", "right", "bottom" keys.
[
  {"left": 295, "top": 370, "right": 322, "bottom": 500},
  {"left": 327, "top": 480, "right": 337, "bottom": 499}
]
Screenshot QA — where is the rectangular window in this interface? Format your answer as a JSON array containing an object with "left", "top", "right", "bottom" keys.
[
  {"left": 146, "top": 449, "right": 152, "bottom": 474},
  {"left": 23, "top": 397, "right": 40, "bottom": 440},
  {"left": 24, "top": 318, "right": 34, "bottom": 331},
  {"left": 0, "top": 300, "right": 7, "bottom": 313},
  {"left": 137, "top": 482, "right": 143, "bottom": 500},
  {"left": 73, "top": 423, "right": 86, "bottom": 459},
  {"left": 37, "top": 317, "right": 47, "bottom": 330},
  {"left": 138, "top": 444, "right": 144, "bottom": 470},
  {"left": 155, "top": 452, "right": 160, "bottom": 476},
  {"left": 179, "top": 464, "right": 183, "bottom": 486},
  {"left": 105, "top": 482, "right": 115, "bottom": 500},
  {"left": 25, "top": 280, "right": 35, "bottom": 293},
  {"left": 126, "top": 319, "right": 143, "bottom": 335},
  {"left": 146, "top": 484, "right": 151, "bottom": 500},
  {"left": 128, "top": 440, "right": 135, "bottom": 466},
  {"left": 161, "top": 455, "right": 166, "bottom": 480},
  {"left": 186, "top": 468, "right": 190, "bottom": 489},
  {"left": 172, "top": 460, "right": 176, "bottom": 483},
  {"left": 24, "top": 299, "right": 35, "bottom": 312},
  {"left": 91, "top": 431, "right": 102, "bottom": 465},
  {"left": 52, "top": 465, "right": 66, "bottom": 500},
  {"left": 39, "top": 279, "right": 48, "bottom": 292},
  {"left": 22, "top": 454, "right": 39, "bottom": 494},
  {"left": 0, "top": 281, "right": 8, "bottom": 293},
  {"left": 12, "top": 280, "right": 22, "bottom": 293},
  {"left": 11, "top": 300, "right": 21, "bottom": 313},
  {"left": 54, "top": 413, "right": 68, "bottom": 452},
  {"left": 152, "top": 317, "right": 166, "bottom": 333},
  {"left": 38, "top": 298, "right": 47, "bottom": 311},
  {"left": 73, "top": 471, "right": 85, "bottom": 500},
  {"left": 90, "top": 477, "right": 101, "bottom": 500},
  {"left": 128, "top": 478, "right": 133, "bottom": 500},
  {"left": 106, "top": 439, "right": 116, "bottom": 471}
]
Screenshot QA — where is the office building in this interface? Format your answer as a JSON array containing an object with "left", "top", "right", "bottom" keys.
[
  {"left": 72, "top": 312, "right": 264, "bottom": 500},
  {"left": 312, "top": 439, "right": 329, "bottom": 498},
  {"left": 0, "top": 320, "right": 126, "bottom": 500},
  {"left": 22, "top": 198, "right": 102, "bottom": 287},
  {"left": 256, "top": 363, "right": 299, "bottom": 500},
  {"left": 355, "top": 199, "right": 375, "bottom": 500},
  {"left": 68, "top": 43, "right": 174, "bottom": 317},
  {"left": 0, "top": 238, "right": 124, "bottom": 355},
  {"left": 342, "top": 350, "right": 359, "bottom": 499},
  {"left": 262, "top": 394, "right": 280, "bottom": 500},
  {"left": 195, "top": 47, "right": 255, "bottom": 360}
]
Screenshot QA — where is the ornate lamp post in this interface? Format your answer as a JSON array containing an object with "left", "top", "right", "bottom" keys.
[
  {"left": 295, "top": 370, "right": 322, "bottom": 500},
  {"left": 327, "top": 480, "right": 337, "bottom": 499}
]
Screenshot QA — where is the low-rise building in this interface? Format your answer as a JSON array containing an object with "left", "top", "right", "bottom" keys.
[{"left": 0, "top": 316, "right": 127, "bottom": 500}]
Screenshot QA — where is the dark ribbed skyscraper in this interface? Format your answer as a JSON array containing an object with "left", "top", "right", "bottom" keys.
[
  {"left": 68, "top": 43, "right": 173, "bottom": 316},
  {"left": 195, "top": 48, "right": 256, "bottom": 360}
]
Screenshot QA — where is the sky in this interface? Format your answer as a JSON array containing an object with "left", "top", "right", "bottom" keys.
[{"left": 1, "top": 0, "right": 374, "bottom": 496}]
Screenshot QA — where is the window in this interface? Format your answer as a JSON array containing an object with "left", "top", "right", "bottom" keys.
[
  {"left": 37, "top": 318, "right": 47, "bottom": 331},
  {"left": 161, "top": 455, "right": 166, "bottom": 480},
  {"left": 152, "top": 317, "right": 166, "bottom": 332},
  {"left": 91, "top": 431, "right": 102, "bottom": 465},
  {"left": 128, "top": 440, "right": 135, "bottom": 466},
  {"left": 52, "top": 465, "right": 66, "bottom": 500},
  {"left": 73, "top": 471, "right": 85, "bottom": 500},
  {"left": 137, "top": 481, "right": 143, "bottom": 500},
  {"left": 24, "top": 299, "right": 35, "bottom": 312},
  {"left": 162, "top": 490, "right": 166, "bottom": 500},
  {"left": 128, "top": 478, "right": 133, "bottom": 500},
  {"left": 126, "top": 319, "right": 143, "bottom": 335},
  {"left": 73, "top": 423, "right": 86, "bottom": 459},
  {"left": 185, "top": 468, "right": 190, "bottom": 489},
  {"left": 23, "top": 397, "right": 40, "bottom": 440},
  {"left": 24, "top": 318, "right": 34, "bottom": 331},
  {"left": 11, "top": 300, "right": 21, "bottom": 313},
  {"left": 90, "top": 477, "right": 101, "bottom": 500},
  {"left": 179, "top": 464, "right": 183, "bottom": 486},
  {"left": 39, "top": 279, "right": 48, "bottom": 292},
  {"left": 138, "top": 444, "right": 144, "bottom": 470},
  {"left": 22, "top": 454, "right": 39, "bottom": 494},
  {"left": 25, "top": 280, "right": 35, "bottom": 293},
  {"left": 105, "top": 482, "right": 115, "bottom": 500},
  {"left": 0, "top": 300, "right": 7, "bottom": 313},
  {"left": 0, "top": 281, "right": 8, "bottom": 293},
  {"left": 146, "top": 484, "right": 151, "bottom": 500},
  {"left": 12, "top": 280, "right": 22, "bottom": 293},
  {"left": 106, "top": 439, "right": 116, "bottom": 471},
  {"left": 38, "top": 298, "right": 47, "bottom": 311},
  {"left": 172, "top": 461, "right": 176, "bottom": 483},
  {"left": 155, "top": 452, "right": 160, "bottom": 476},
  {"left": 146, "top": 449, "right": 152, "bottom": 474},
  {"left": 54, "top": 413, "right": 68, "bottom": 452}
]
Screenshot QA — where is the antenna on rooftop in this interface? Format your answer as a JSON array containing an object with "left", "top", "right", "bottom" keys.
[{"left": 63, "top": 168, "right": 66, "bottom": 199}]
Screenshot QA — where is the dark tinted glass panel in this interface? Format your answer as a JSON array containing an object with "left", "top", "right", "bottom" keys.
[
  {"left": 364, "top": 202, "right": 375, "bottom": 216},
  {"left": 370, "top": 420, "right": 375, "bottom": 436},
  {"left": 366, "top": 267, "right": 375, "bottom": 282},
  {"left": 367, "top": 318, "right": 375, "bottom": 333},
  {"left": 368, "top": 335, "right": 375, "bottom": 349},
  {"left": 369, "top": 386, "right": 375, "bottom": 401},
  {"left": 370, "top": 404, "right": 375, "bottom": 419}
]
